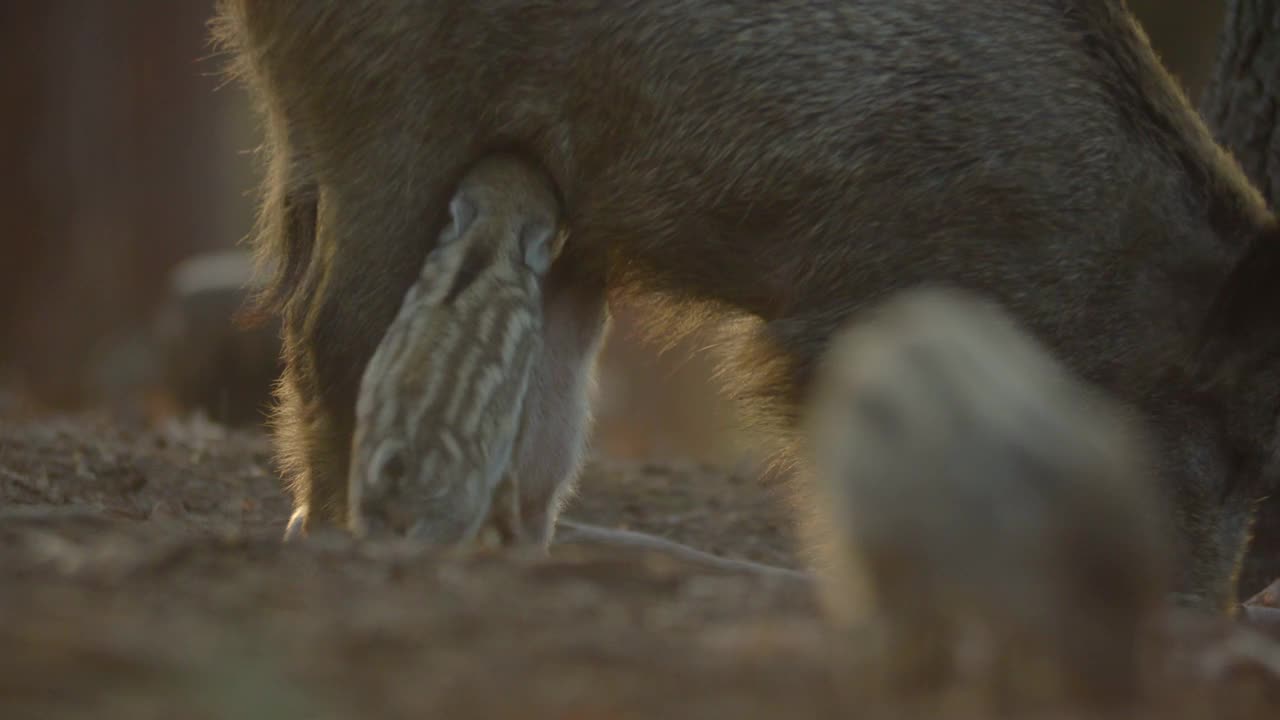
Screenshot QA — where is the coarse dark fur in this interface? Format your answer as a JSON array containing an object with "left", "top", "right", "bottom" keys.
[{"left": 212, "top": 0, "right": 1279, "bottom": 612}]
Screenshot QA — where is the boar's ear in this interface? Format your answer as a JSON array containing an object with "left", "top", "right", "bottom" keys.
[{"left": 1195, "top": 223, "right": 1280, "bottom": 381}]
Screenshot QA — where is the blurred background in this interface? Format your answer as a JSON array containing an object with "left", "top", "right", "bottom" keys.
[{"left": 0, "top": 0, "right": 1231, "bottom": 467}]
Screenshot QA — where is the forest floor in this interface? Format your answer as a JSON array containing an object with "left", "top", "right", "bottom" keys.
[{"left": 2, "top": 404, "right": 1280, "bottom": 720}]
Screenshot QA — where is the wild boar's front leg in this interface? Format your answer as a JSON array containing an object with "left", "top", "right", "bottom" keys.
[{"left": 276, "top": 159, "right": 472, "bottom": 539}]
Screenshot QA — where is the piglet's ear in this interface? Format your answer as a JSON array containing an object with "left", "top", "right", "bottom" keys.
[
  {"left": 1195, "top": 223, "right": 1280, "bottom": 378},
  {"left": 520, "top": 222, "right": 560, "bottom": 275},
  {"left": 440, "top": 194, "right": 477, "bottom": 245}
]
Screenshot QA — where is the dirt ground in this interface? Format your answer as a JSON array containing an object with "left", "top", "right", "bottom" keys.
[{"left": 2, "top": 403, "right": 1279, "bottom": 720}]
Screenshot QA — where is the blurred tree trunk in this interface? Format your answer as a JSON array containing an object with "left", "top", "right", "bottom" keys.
[
  {"left": 1200, "top": 0, "right": 1280, "bottom": 599},
  {"left": 1127, "top": 0, "right": 1226, "bottom": 96},
  {"left": 0, "top": 1, "right": 251, "bottom": 406}
]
